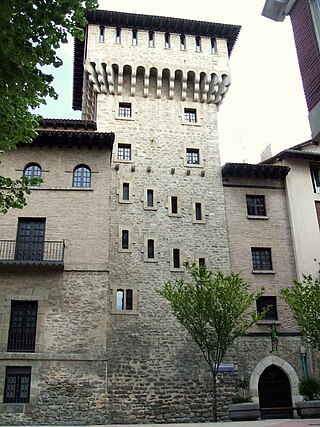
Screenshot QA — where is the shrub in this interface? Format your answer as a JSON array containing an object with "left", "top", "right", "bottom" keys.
[
  {"left": 299, "top": 376, "right": 320, "bottom": 400},
  {"left": 231, "top": 394, "right": 252, "bottom": 404}
]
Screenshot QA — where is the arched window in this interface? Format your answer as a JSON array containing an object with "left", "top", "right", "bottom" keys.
[
  {"left": 73, "top": 165, "right": 91, "bottom": 188},
  {"left": 23, "top": 163, "right": 42, "bottom": 185}
]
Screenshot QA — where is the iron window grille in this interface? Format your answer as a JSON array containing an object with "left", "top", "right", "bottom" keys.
[
  {"left": 246, "top": 195, "right": 266, "bottom": 216},
  {"left": 251, "top": 248, "right": 273, "bottom": 271},
  {"left": 23, "top": 163, "right": 41, "bottom": 185},
  {"left": 257, "top": 296, "right": 278, "bottom": 320},
  {"left": 8, "top": 301, "right": 38, "bottom": 352},
  {"left": 4, "top": 366, "right": 31, "bottom": 403}
]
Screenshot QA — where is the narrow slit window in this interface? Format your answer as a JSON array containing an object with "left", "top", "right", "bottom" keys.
[
  {"left": 165, "top": 32, "right": 170, "bottom": 49},
  {"left": 126, "top": 289, "right": 133, "bottom": 310},
  {"left": 173, "top": 248, "right": 180, "bottom": 269},
  {"left": 99, "top": 26, "right": 105, "bottom": 42},
  {"left": 116, "top": 289, "right": 124, "bottom": 310},
  {"left": 195, "top": 36, "right": 202, "bottom": 52},
  {"left": 122, "top": 230, "right": 129, "bottom": 250},
  {"left": 147, "top": 189, "right": 154, "bottom": 207},
  {"left": 211, "top": 38, "right": 217, "bottom": 53},
  {"left": 171, "top": 196, "right": 178, "bottom": 214},
  {"left": 147, "top": 239, "right": 155, "bottom": 259},
  {"left": 180, "top": 34, "right": 186, "bottom": 50},
  {"left": 149, "top": 31, "right": 155, "bottom": 47},
  {"left": 122, "top": 183, "right": 130, "bottom": 201},
  {"left": 195, "top": 203, "right": 202, "bottom": 221},
  {"left": 132, "top": 29, "right": 138, "bottom": 45},
  {"left": 115, "top": 27, "right": 121, "bottom": 43}
]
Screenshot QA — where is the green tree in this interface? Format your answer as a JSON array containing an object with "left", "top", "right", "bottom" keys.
[
  {"left": 282, "top": 274, "right": 320, "bottom": 352},
  {"left": 157, "top": 262, "right": 267, "bottom": 422},
  {"left": 0, "top": 0, "right": 97, "bottom": 213}
]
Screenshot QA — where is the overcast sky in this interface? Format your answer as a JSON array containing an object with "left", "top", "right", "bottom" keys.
[{"left": 37, "top": 0, "right": 311, "bottom": 165}]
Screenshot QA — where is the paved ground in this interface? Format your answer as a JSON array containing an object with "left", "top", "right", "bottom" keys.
[{"left": 4, "top": 421, "right": 320, "bottom": 427}]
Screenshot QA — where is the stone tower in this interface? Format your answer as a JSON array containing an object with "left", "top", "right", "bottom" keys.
[{"left": 72, "top": 10, "right": 241, "bottom": 423}]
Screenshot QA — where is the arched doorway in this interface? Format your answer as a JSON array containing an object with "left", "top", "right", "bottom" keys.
[{"left": 258, "top": 365, "right": 293, "bottom": 419}]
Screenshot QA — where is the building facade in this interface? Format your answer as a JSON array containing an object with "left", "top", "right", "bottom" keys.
[
  {"left": 262, "top": 0, "right": 320, "bottom": 142},
  {"left": 0, "top": 10, "right": 243, "bottom": 424},
  {"left": 222, "top": 162, "right": 305, "bottom": 419}
]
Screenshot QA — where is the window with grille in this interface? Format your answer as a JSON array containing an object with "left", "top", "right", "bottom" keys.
[
  {"left": 257, "top": 296, "right": 278, "bottom": 320},
  {"left": 119, "top": 103, "right": 132, "bottom": 118},
  {"left": 184, "top": 108, "right": 197, "bottom": 123},
  {"left": 8, "top": 301, "right": 38, "bottom": 352},
  {"left": 251, "top": 248, "right": 273, "bottom": 271},
  {"left": 118, "top": 144, "right": 131, "bottom": 161},
  {"left": 4, "top": 367, "right": 31, "bottom": 403},
  {"left": 23, "top": 163, "right": 41, "bottom": 185},
  {"left": 246, "top": 195, "right": 266, "bottom": 216},
  {"left": 186, "top": 148, "right": 200, "bottom": 164},
  {"left": 73, "top": 165, "right": 91, "bottom": 188},
  {"left": 116, "top": 289, "right": 133, "bottom": 311}
]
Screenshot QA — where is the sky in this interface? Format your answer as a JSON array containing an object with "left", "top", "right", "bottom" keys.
[{"left": 37, "top": 0, "right": 311, "bottom": 165}]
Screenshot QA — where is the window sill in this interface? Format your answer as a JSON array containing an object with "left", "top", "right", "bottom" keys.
[
  {"left": 247, "top": 215, "right": 269, "bottom": 220},
  {"left": 184, "top": 163, "right": 204, "bottom": 168},
  {"left": 170, "top": 268, "right": 184, "bottom": 273},
  {"left": 257, "top": 320, "right": 281, "bottom": 325},
  {"left": 113, "top": 159, "right": 134, "bottom": 164},
  {"left": 193, "top": 220, "right": 206, "bottom": 224},
  {"left": 144, "top": 259, "right": 158, "bottom": 263},
  {"left": 144, "top": 207, "right": 158, "bottom": 211},
  {"left": 26, "top": 187, "right": 93, "bottom": 192},
  {"left": 252, "top": 270, "right": 275, "bottom": 274},
  {"left": 111, "top": 310, "right": 138, "bottom": 315},
  {"left": 181, "top": 122, "right": 201, "bottom": 127},
  {"left": 115, "top": 117, "right": 135, "bottom": 121}
]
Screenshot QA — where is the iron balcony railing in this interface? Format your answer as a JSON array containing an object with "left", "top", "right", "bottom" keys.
[{"left": 0, "top": 240, "right": 65, "bottom": 267}]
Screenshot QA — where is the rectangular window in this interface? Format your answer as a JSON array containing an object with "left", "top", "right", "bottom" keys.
[
  {"left": 99, "top": 26, "right": 105, "bottom": 42},
  {"left": 180, "top": 34, "right": 186, "bottom": 50},
  {"left": 251, "top": 248, "right": 273, "bottom": 271},
  {"left": 187, "top": 148, "right": 200, "bottom": 164},
  {"left": 165, "top": 32, "right": 170, "bottom": 48},
  {"left": 147, "top": 189, "right": 154, "bottom": 208},
  {"left": 132, "top": 29, "right": 138, "bottom": 45},
  {"left": 116, "top": 289, "right": 133, "bottom": 311},
  {"left": 310, "top": 165, "right": 320, "bottom": 193},
  {"left": 195, "top": 36, "right": 201, "bottom": 52},
  {"left": 8, "top": 301, "right": 38, "bottom": 352},
  {"left": 246, "top": 195, "right": 266, "bottom": 216},
  {"left": 199, "top": 257, "right": 206, "bottom": 267},
  {"left": 184, "top": 108, "right": 197, "bottom": 123},
  {"left": 171, "top": 196, "right": 178, "bottom": 214},
  {"left": 257, "top": 296, "right": 278, "bottom": 321},
  {"left": 118, "top": 143, "right": 131, "bottom": 160},
  {"left": 149, "top": 31, "right": 155, "bottom": 47},
  {"left": 119, "top": 103, "right": 132, "bottom": 118},
  {"left": 195, "top": 202, "right": 202, "bottom": 221},
  {"left": 121, "top": 230, "right": 129, "bottom": 250},
  {"left": 147, "top": 239, "right": 155, "bottom": 259},
  {"left": 115, "top": 27, "right": 121, "bottom": 43},
  {"left": 173, "top": 248, "right": 180, "bottom": 269},
  {"left": 122, "top": 182, "right": 130, "bottom": 201},
  {"left": 4, "top": 367, "right": 31, "bottom": 403}
]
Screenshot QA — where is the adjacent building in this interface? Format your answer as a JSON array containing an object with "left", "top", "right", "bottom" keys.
[{"left": 262, "top": 0, "right": 320, "bottom": 142}]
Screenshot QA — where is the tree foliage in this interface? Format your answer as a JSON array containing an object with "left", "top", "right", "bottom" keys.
[
  {"left": 282, "top": 274, "right": 320, "bottom": 352},
  {"left": 0, "top": 0, "right": 97, "bottom": 212},
  {"left": 157, "top": 262, "right": 267, "bottom": 421}
]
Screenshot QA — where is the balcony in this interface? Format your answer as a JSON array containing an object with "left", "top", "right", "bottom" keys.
[{"left": 0, "top": 240, "right": 65, "bottom": 269}]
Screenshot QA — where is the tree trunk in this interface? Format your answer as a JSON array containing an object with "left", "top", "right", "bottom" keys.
[{"left": 212, "top": 373, "right": 217, "bottom": 422}]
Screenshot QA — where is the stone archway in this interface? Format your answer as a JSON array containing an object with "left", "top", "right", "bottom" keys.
[{"left": 249, "top": 355, "right": 302, "bottom": 410}]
